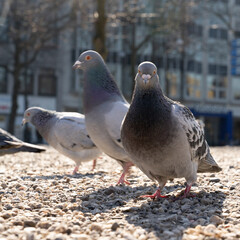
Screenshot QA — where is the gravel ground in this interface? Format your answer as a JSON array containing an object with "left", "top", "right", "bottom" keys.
[{"left": 0, "top": 146, "right": 239, "bottom": 240}]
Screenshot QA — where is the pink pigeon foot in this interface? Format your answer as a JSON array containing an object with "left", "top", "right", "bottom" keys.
[
  {"left": 117, "top": 162, "right": 134, "bottom": 185},
  {"left": 92, "top": 159, "right": 97, "bottom": 171},
  {"left": 174, "top": 184, "right": 194, "bottom": 200},
  {"left": 140, "top": 188, "right": 168, "bottom": 199},
  {"left": 72, "top": 165, "right": 79, "bottom": 175}
]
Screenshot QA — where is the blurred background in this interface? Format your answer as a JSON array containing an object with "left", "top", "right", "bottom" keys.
[{"left": 0, "top": 0, "right": 240, "bottom": 146}]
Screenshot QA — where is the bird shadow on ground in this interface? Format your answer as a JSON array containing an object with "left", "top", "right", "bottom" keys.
[
  {"left": 124, "top": 189, "right": 226, "bottom": 239},
  {"left": 77, "top": 182, "right": 209, "bottom": 213},
  {"left": 21, "top": 171, "right": 105, "bottom": 181},
  {"left": 79, "top": 182, "right": 226, "bottom": 239}
]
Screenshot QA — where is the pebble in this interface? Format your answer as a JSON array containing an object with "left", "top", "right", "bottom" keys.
[
  {"left": 0, "top": 147, "right": 239, "bottom": 240},
  {"left": 90, "top": 223, "right": 103, "bottom": 232},
  {"left": 111, "top": 222, "right": 119, "bottom": 231},
  {"left": 210, "top": 215, "right": 223, "bottom": 225}
]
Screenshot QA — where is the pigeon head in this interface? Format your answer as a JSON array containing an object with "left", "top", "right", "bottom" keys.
[
  {"left": 73, "top": 50, "right": 104, "bottom": 71},
  {"left": 136, "top": 62, "right": 159, "bottom": 88},
  {"left": 22, "top": 107, "right": 54, "bottom": 127}
]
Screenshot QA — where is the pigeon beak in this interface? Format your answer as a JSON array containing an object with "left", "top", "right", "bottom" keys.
[
  {"left": 22, "top": 118, "right": 26, "bottom": 126},
  {"left": 72, "top": 60, "right": 82, "bottom": 69},
  {"left": 142, "top": 74, "right": 151, "bottom": 85}
]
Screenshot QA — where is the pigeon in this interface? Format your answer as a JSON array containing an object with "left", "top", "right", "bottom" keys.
[
  {"left": 0, "top": 128, "right": 45, "bottom": 156},
  {"left": 121, "top": 61, "right": 221, "bottom": 199},
  {"left": 73, "top": 50, "right": 133, "bottom": 185},
  {"left": 22, "top": 107, "right": 102, "bottom": 174}
]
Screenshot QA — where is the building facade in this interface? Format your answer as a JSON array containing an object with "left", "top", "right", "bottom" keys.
[{"left": 0, "top": 0, "right": 240, "bottom": 145}]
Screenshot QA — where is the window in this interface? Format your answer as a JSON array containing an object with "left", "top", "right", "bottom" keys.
[
  {"left": 235, "top": 31, "right": 240, "bottom": 38},
  {"left": 207, "top": 64, "right": 228, "bottom": 100},
  {"left": 209, "top": 28, "right": 218, "bottom": 38},
  {"left": 232, "top": 77, "right": 240, "bottom": 100},
  {"left": 186, "top": 74, "right": 201, "bottom": 98},
  {"left": 236, "top": 0, "right": 240, "bottom": 5},
  {"left": 166, "top": 71, "right": 180, "bottom": 98},
  {"left": 38, "top": 69, "right": 56, "bottom": 96},
  {"left": 207, "top": 76, "right": 227, "bottom": 100},
  {"left": 19, "top": 70, "right": 34, "bottom": 94},
  {"left": 186, "top": 60, "right": 202, "bottom": 99},
  {"left": 187, "top": 23, "right": 203, "bottom": 37},
  {"left": 187, "top": 60, "right": 202, "bottom": 74},
  {"left": 209, "top": 27, "right": 228, "bottom": 40},
  {"left": 0, "top": 66, "right": 7, "bottom": 93},
  {"left": 208, "top": 64, "right": 217, "bottom": 75}
]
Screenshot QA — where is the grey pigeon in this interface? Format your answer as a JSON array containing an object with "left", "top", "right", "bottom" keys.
[
  {"left": 73, "top": 50, "right": 133, "bottom": 185},
  {"left": 22, "top": 107, "right": 102, "bottom": 174},
  {"left": 121, "top": 61, "right": 221, "bottom": 199},
  {"left": 0, "top": 128, "right": 45, "bottom": 156}
]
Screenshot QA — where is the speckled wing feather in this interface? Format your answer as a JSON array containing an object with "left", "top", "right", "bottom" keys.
[{"left": 172, "top": 103, "right": 221, "bottom": 172}]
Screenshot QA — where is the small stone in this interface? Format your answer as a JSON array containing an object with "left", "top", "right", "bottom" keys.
[
  {"left": 209, "top": 178, "right": 220, "bottom": 183},
  {"left": 209, "top": 215, "right": 223, "bottom": 225},
  {"left": 1, "top": 212, "right": 11, "bottom": 219},
  {"left": 36, "top": 221, "right": 51, "bottom": 229},
  {"left": 203, "top": 224, "right": 216, "bottom": 236},
  {"left": 71, "top": 234, "right": 90, "bottom": 240},
  {"left": 90, "top": 223, "right": 103, "bottom": 232},
  {"left": 4, "top": 203, "right": 13, "bottom": 210},
  {"left": 0, "top": 224, "right": 4, "bottom": 232},
  {"left": 181, "top": 204, "right": 190, "bottom": 211},
  {"left": 35, "top": 187, "right": 43, "bottom": 192},
  {"left": 24, "top": 220, "right": 37, "bottom": 228},
  {"left": 104, "top": 187, "right": 116, "bottom": 195},
  {"left": 1, "top": 183, "right": 7, "bottom": 189},
  {"left": 111, "top": 222, "right": 119, "bottom": 231},
  {"left": 12, "top": 220, "right": 24, "bottom": 226}
]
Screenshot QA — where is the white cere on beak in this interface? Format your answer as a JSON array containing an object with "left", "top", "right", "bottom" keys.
[
  {"left": 22, "top": 118, "right": 26, "bottom": 126},
  {"left": 72, "top": 60, "right": 82, "bottom": 69},
  {"left": 142, "top": 74, "right": 151, "bottom": 84}
]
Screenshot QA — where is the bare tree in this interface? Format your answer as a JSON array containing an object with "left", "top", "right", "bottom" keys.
[
  {"left": 93, "top": 0, "right": 107, "bottom": 60},
  {"left": 1, "top": 0, "right": 76, "bottom": 134},
  {"left": 107, "top": 0, "right": 197, "bottom": 94}
]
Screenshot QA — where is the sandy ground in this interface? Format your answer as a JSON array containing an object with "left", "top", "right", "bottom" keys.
[{"left": 0, "top": 146, "right": 239, "bottom": 240}]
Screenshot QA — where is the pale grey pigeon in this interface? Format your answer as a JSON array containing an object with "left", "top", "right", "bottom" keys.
[
  {"left": 73, "top": 50, "right": 133, "bottom": 185},
  {"left": 0, "top": 128, "right": 45, "bottom": 156},
  {"left": 121, "top": 61, "right": 221, "bottom": 199},
  {"left": 22, "top": 107, "right": 102, "bottom": 174}
]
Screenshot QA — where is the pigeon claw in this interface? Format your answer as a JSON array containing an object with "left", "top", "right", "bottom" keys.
[
  {"left": 139, "top": 189, "right": 168, "bottom": 200},
  {"left": 117, "top": 177, "right": 130, "bottom": 185}
]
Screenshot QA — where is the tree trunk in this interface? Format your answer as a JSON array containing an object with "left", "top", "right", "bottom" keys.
[
  {"left": 8, "top": 70, "right": 20, "bottom": 134},
  {"left": 7, "top": 48, "right": 20, "bottom": 134},
  {"left": 93, "top": 0, "right": 107, "bottom": 60},
  {"left": 130, "top": 23, "right": 136, "bottom": 95}
]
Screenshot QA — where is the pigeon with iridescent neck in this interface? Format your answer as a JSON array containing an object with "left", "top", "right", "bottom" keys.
[
  {"left": 73, "top": 50, "right": 133, "bottom": 185},
  {"left": 121, "top": 61, "right": 221, "bottom": 199},
  {"left": 23, "top": 107, "right": 102, "bottom": 174}
]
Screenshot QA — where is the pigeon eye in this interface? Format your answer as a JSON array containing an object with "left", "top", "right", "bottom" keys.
[
  {"left": 153, "top": 70, "right": 156, "bottom": 74},
  {"left": 27, "top": 113, "right": 30, "bottom": 117},
  {"left": 138, "top": 69, "right": 141, "bottom": 74},
  {"left": 85, "top": 55, "right": 91, "bottom": 61}
]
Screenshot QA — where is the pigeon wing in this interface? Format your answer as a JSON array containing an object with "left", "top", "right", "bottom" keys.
[
  {"left": 104, "top": 101, "right": 129, "bottom": 148},
  {"left": 54, "top": 115, "right": 96, "bottom": 152},
  {"left": 172, "top": 104, "right": 221, "bottom": 172}
]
